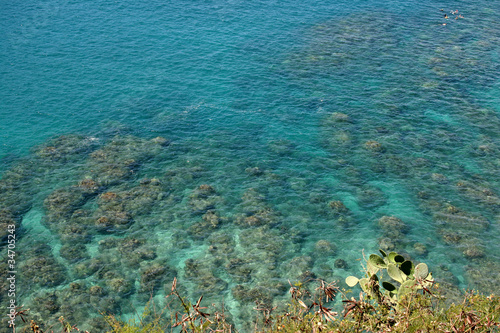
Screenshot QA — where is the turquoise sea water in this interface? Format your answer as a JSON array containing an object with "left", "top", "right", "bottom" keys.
[{"left": 1, "top": 0, "right": 499, "bottom": 331}]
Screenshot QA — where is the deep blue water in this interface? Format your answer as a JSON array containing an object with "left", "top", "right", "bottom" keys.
[{"left": 1, "top": 0, "right": 499, "bottom": 331}]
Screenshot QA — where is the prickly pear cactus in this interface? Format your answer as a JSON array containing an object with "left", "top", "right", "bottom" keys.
[{"left": 345, "top": 250, "right": 434, "bottom": 312}]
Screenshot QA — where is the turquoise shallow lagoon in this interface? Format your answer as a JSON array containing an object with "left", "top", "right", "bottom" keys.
[{"left": 1, "top": 0, "right": 499, "bottom": 331}]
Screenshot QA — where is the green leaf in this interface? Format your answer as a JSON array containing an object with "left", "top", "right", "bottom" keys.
[
  {"left": 379, "top": 249, "right": 387, "bottom": 257},
  {"left": 382, "top": 281, "right": 396, "bottom": 291},
  {"left": 366, "top": 260, "right": 380, "bottom": 276},
  {"left": 359, "top": 278, "right": 371, "bottom": 294},
  {"left": 414, "top": 263, "right": 429, "bottom": 280},
  {"left": 421, "top": 273, "right": 434, "bottom": 288},
  {"left": 387, "top": 263, "right": 406, "bottom": 283},
  {"left": 387, "top": 252, "right": 398, "bottom": 263},
  {"left": 398, "top": 279, "right": 417, "bottom": 298},
  {"left": 345, "top": 276, "right": 359, "bottom": 287},
  {"left": 400, "top": 260, "right": 414, "bottom": 276},
  {"left": 369, "top": 254, "right": 387, "bottom": 268},
  {"left": 394, "top": 255, "right": 405, "bottom": 263}
]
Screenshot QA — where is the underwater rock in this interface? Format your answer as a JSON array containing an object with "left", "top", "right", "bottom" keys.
[
  {"left": 239, "top": 226, "right": 285, "bottom": 264},
  {"left": 96, "top": 295, "right": 122, "bottom": 314},
  {"left": 59, "top": 223, "right": 92, "bottom": 243},
  {"left": 317, "top": 264, "right": 335, "bottom": 278},
  {"left": 0, "top": 209, "right": 19, "bottom": 241},
  {"left": 297, "top": 270, "right": 317, "bottom": 283},
  {"left": 127, "top": 248, "right": 157, "bottom": 267},
  {"left": 240, "top": 188, "right": 268, "bottom": 215},
  {"left": 285, "top": 255, "right": 314, "bottom": 280},
  {"left": 440, "top": 230, "right": 462, "bottom": 245},
  {"left": 202, "top": 210, "right": 222, "bottom": 227},
  {"left": 364, "top": 140, "right": 385, "bottom": 153},
  {"left": 0, "top": 262, "right": 9, "bottom": 303},
  {"left": 413, "top": 242, "right": 428, "bottom": 257},
  {"left": 121, "top": 181, "right": 166, "bottom": 216},
  {"left": 99, "top": 191, "right": 121, "bottom": 204},
  {"left": 85, "top": 317, "right": 110, "bottom": 333},
  {"left": 116, "top": 237, "right": 157, "bottom": 267},
  {"left": 336, "top": 215, "right": 354, "bottom": 229},
  {"left": 438, "top": 281, "right": 464, "bottom": 306},
  {"left": 378, "top": 237, "right": 396, "bottom": 252},
  {"left": 73, "top": 257, "right": 105, "bottom": 279},
  {"left": 431, "top": 173, "right": 448, "bottom": 184},
  {"left": 324, "top": 112, "right": 351, "bottom": 124},
  {"left": 34, "top": 134, "right": 98, "bottom": 161},
  {"left": 164, "top": 166, "right": 205, "bottom": 187},
  {"left": 59, "top": 243, "right": 89, "bottom": 263},
  {"left": 314, "top": 240, "right": 337, "bottom": 256},
  {"left": 0, "top": 175, "right": 33, "bottom": 216},
  {"left": 184, "top": 258, "right": 227, "bottom": 295},
  {"left": 382, "top": 154, "right": 410, "bottom": 176},
  {"left": 184, "top": 258, "right": 208, "bottom": 279},
  {"left": 98, "top": 237, "right": 120, "bottom": 251},
  {"left": 245, "top": 166, "right": 265, "bottom": 176},
  {"left": 76, "top": 178, "right": 102, "bottom": 195},
  {"left": 89, "top": 285, "right": 105, "bottom": 297},
  {"left": 189, "top": 210, "right": 223, "bottom": 240},
  {"left": 456, "top": 180, "right": 500, "bottom": 207},
  {"left": 433, "top": 204, "right": 489, "bottom": 233},
  {"left": 58, "top": 281, "right": 89, "bottom": 306},
  {"left": 237, "top": 189, "right": 281, "bottom": 228},
  {"left": 417, "top": 191, "right": 431, "bottom": 200},
  {"left": 118, "top": 237, "right": 145, "bottom": 253},
  {"left": 89, "top": 285, "right": 108, "bottom": 310},
  {"left": 334, "top": 258, "right": 348, "bottom": 269},
  {"left": 170, "top": 230, "right": 191, "bottom": 249},
  {"left": 32, "top": 292, "right": 60, "bottom": 317},
  {"left": 235, "top": 207, "right": 280, "bottom": 228},
  {"left": 378, "top": 215, "right": 409, "bottom": 238},
  {"left": 461, "top": 239, "right": 485, "bottom": 259},
  {"left": 470, "top": 142, "right": 497, "bottom": 157},
  {"left": 324, "top": 130, "right": 353, "bottom": 149},
  {"left": 357, "top": 185, "right": 387, "bottom": 209},
  {"left": 268, "top": 139, "right": 296, "bottom": 156},
  {"left": 465, "top": 259, "right": 500, "bottom": 292},
  {"left": 328, "top": 200, "right": 349, "bottom": 215},
  {"left": 150, "top": 136, "right": 170, "bottom": 146},
  {"left": 282, "top": 12, "right": 400, "bottom": 97},
  {"left": 139, "top": 177, "right": 162, "bottom": 186},
  {"left": 231, "top": 285, "right": 273, "bottom": 306},
  {"left": 94, "top": 191, "right": 134, "bottom": 232},
  {"left": 87, "top": 135, "right": 167, "bottom": 186},
  {"left": 89, "top": 160, "right": 136, "bottom": 186},
  {"left": 20, "top": 254, "right": 66, "bottom": 287},
  {"left": 43, "top": 186, "right": 89, "bottom": 220},
  {"left": 207, "top": 232, "right": 236, "bottom": 262},
  {"left": 226, "top": 258, "right": 253, "bottom": 283},
  {"left": 188, "top": 184, "right": 220, "bottom": 214},
  {"left": 370, "top": 161, "right": 386, "bottom": 174},
  {"left": 194, "top": 184, "right": 216, "bottom": 196},
  {"left": 0, "top": 171, "right": 33, "bottom": 214},
  {"left": 139, "top": 262, "right": 174, "bottom": 294},
  {"left": 95, "top": 209, "right": 133, "bottom": 232},
  {"left": 104, "top": 272, "right": 134, "bottom": 296}
]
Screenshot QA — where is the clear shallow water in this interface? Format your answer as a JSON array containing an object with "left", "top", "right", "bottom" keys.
[{"left": 1, "top": 0, "right": 499, "bottom": 331}]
